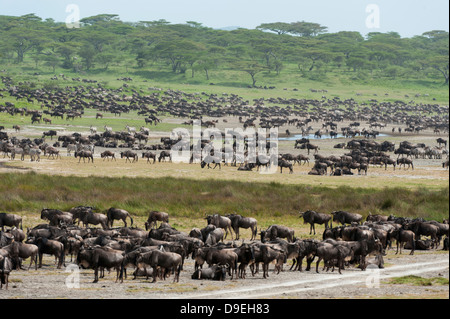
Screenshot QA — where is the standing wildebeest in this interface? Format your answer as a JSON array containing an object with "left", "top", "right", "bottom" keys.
[
  {"left": 145, "top": 211, "right": 170, "bottom": 230},
  {"left": 299, "top": 210, "right": 331, "bottom": 235},
  {"left": 437, "top": 138, "right": 447, "bottom": 148},
  {"left": 40, "top": 209, "right": 73, "bottom": 226},
  {"left": 261, "top": 225, "right": 295, "bottom": 243},
  {"left": 106, "top": 208, "right": 134, "bottom": 228},
  {"left": 120, "top": 150, "right": 138, "bottom": 163},
  {"left": 79, "top": 210, "right": 108, "bottom": 230},
  {"left": 32, "top": 237, "right": 65, "bottom": 269},
  {"left": 0, "top": 213, "right": 23, "bottom": 231},
  {"left": 405, "top": 221, "right": 439, "bottom": 248},
  {"left": 75, "top": 150, "right": 94, "bottom": 163},
  {"left": 158, "top": 150, "right": 172, "bottom": 162},
  {"left": 136, "top": 250, "right": 182, "bottom": 283},
  {"left": 397, "top": 157, "right": 414, "bottom": 170},
  {"left": 101, "top": 150, "right": 116, "bottom": 161},
  {"left": 17, "top": 242, "right": 39, "bottom": 270},
  {"left": 278, "top": 159, "right": 293, "bottom": 174},
  {"left": 206, "top": 214, "right": 233, "bottom": 239},
  {"left": 315, "top": 242, "right": 354, "bottom": 274},
  {"left": 391, "top": 228, "right": 415, "bottom": 255},
  {"left": 331, "top": 211, "right": 363, "bottom": 225},
  {"left": 0, "top": 256, "right": 13, "bottom": 290},
  {"left": 77, "top": 247, "right": 124, "bottom": 283},
  {"left": 142, "top": 151, "right": 157, "bottom": 163},
  {"left": 226, "top": 214, "right": 258, "bottom": 240}
]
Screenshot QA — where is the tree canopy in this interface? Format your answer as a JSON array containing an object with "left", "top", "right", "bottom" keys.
[{"left": 0, "top": 14, "right": 448, "bottom": 86}]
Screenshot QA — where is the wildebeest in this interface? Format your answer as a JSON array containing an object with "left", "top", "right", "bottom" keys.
[
  {"left": 120, "top": 150, "right": 138, "bottom": 163},
  {"left": 315, "top": 242, "right": 354, "bottom": 274},
  {"left": 79, "top": 210, "right": 108, "bottom": 230},
  {"left": 0, "top": 213, "right": 23, "bottom": 231},
  {"left": 101, "top": 150, "right": 116, "bottom": 161},
  {"left": 77, "top": 247, "right": 124, "bottom": 283},
  {"left": 278, "top": 159, "right": 293, "bottom": 174},
  {"left": 142, "top": 151, "right": 157, "bottom": 163},
  {"left": 32, "top": 237, "right": 65, "bottom": 269},
  {"left": 106, "top": 208, "right": 134, "bottom": 228},
  {"left": 331, "top": 211, "right": 363, "bottom": 225},
  {"left": 397, "top": 157, "right": 414, "bottom": 170},
  {"left": 206, "top": 214, "right": 233, "bottom": 239},
  {"left": 299, "top": 210, "right": 331, "bottom": 235},
  {"left": 40, "top": 209, "right": 73, "bottom": 226},
  {"left": 74, "top": 150, "right": 94, "bottom": 163},
  {"left": 136, "top": 250, "right": 182, "bottom": 283},
  {"left": 261, "top": 225, "right": 295, "bottom": 243},
  {"left": 0, "top": 256, "right": 12, "bottom": 289},
  {"left": 226, "top": 214, "right": 258, "bottom": 240},
  {"left": 17, "top": 242, "right": 39, "bottom": 270},
  {"left": 205, "top": 228, "right": 225, "bottom": 245},
  {"left": 191, "top": 264, "right": 227, "bottom": 281},
  {"left": 158, "top": 150, "right": 172, "bottom": 162},
  {"left": 404, "top": 221, "right": 439, "bottom": 247},
  {"left": 391, "top": 228, "right": 415, "bottom": 255},
  {"left": 145, "top": 211, "right": 169, "bottom": 230},
  {"left": 205, "top": 248, "right": 238, "bottom": 280}
]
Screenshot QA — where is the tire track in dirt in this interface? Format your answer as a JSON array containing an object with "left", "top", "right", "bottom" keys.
[{"left": 180, "top": 257, "right": 449, "bottom": 299}]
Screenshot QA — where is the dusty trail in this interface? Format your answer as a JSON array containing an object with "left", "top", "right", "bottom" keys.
[{"left": 182, "top": 256, "right": 449, "bottom": 299}]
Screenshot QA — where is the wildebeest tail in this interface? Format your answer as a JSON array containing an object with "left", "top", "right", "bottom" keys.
[{"left": 129, "top": 214, "right": 134, "bottom": 227}]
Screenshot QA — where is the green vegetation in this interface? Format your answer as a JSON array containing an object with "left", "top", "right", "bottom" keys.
[
  {"left": 0, "top": 13, "right": 448, "bottom": 92},
  {"left": 0, "top": 172, "right": 447, "bottom": 222},
  {"left": 387, "top": 275, "right": 449, "bottom": 286}
]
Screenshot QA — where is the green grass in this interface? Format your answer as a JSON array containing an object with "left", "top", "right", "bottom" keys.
[
  {"left": 0, "top": 172, "right": 447, "bottom": 223},
  {"left": 387, "top": 275, "right": 449, "bottom": 286},
  {"left": 1, "top": 58, "right": 448, "bottom": 105}
]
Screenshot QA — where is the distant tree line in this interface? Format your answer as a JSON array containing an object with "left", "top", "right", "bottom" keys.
[{"left": 0, "top": 14, "right": 448, "bottom": 86}]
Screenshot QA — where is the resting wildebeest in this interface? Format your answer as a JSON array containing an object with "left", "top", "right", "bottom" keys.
[
  {"left": 77, "top": 246, "right": 124, "bottom": 283},
  {"left": 299, "top": 210, "right": 331, "bottom": 235},
  {"left": 206, "top": 214, "right": 233, "bottom": 239},
  {"left": 0, "top": 213, "right": 23, "bottom": 231},
  {"left": 331, "top": 211, "right": 363, "bottom": 225},
  {"left": 106, "top": 208, "right": 134, "bottom": 228},
  {"left": 145, "top": 211, "right": 169, "bottom": 230},
  {"left": 191, "top": 264, "right": 227, "bottom": 281},
  {"left": 226, "top": 214, "right": 258, "bottom": 240},
  {"left": 261, "top": 225, "right": 295, "bottom": 243}
]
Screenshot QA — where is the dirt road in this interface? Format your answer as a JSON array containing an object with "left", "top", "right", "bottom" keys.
[{"left": 1, "top": 250, "right": 447, "bottom": 299}]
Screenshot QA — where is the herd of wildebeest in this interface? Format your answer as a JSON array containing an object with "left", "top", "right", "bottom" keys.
[
  {"left": 0, "top": 207, "right": 449, "bottom": 289},
  {"left": 0, "top": 75, "right": 449, "bottom": 175},
  {"left": 0, "top": 75, "right": 449, "bottom": 289}
]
